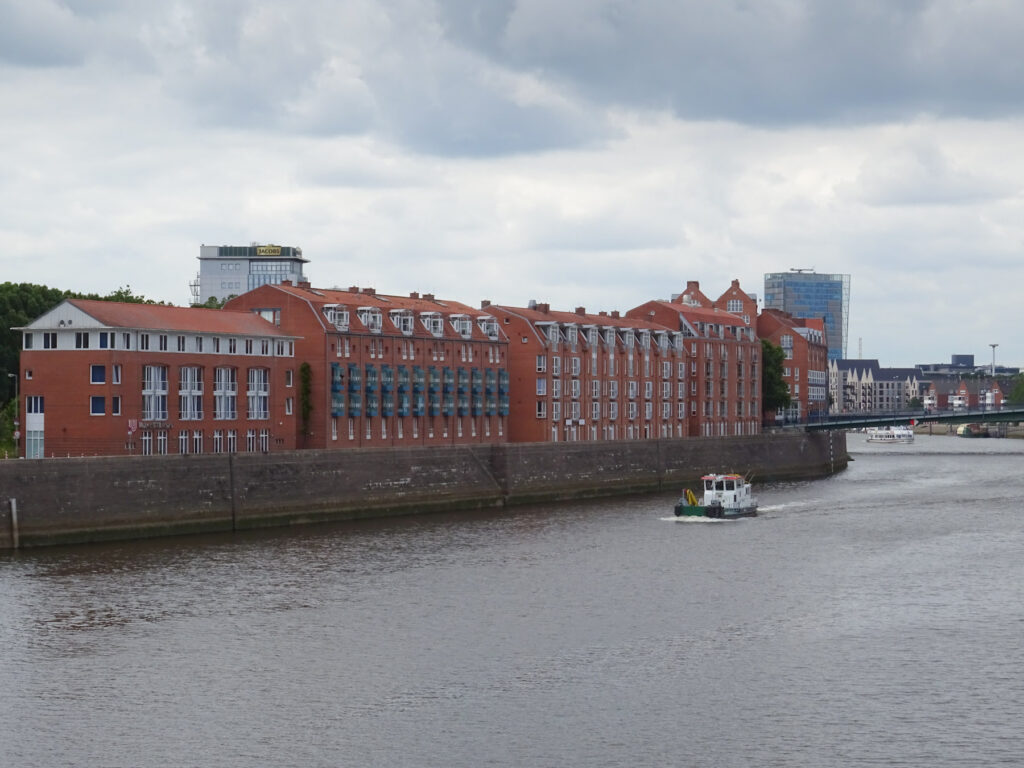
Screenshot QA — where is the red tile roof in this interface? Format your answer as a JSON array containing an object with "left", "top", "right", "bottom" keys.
[
  {"left": 495, "top": 304, "right": 672, "bottom": 332},
  {"left": 69, "top": 299, "right": 291, "bottom": 336}
]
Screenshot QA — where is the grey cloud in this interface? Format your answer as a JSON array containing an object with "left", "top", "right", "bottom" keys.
[
  {"left": 0, "top": 0, "right": 90, "bottom": 66},
  {"left": 840, "top": 143, "right": 1014, "bottom": 206},
  {"left": 437, "top": 0, "right": 1024, "bottom": 126}
]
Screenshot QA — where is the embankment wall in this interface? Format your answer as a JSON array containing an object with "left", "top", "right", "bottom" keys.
[{"left": 0, "top": 431, "right": 847, "bottom": 549}]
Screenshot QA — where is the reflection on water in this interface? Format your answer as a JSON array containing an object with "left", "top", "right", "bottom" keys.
[{"left": 2, "top": 434, "right": 1024, "bottom": 767}]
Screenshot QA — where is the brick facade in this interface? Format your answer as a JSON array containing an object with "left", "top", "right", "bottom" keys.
[
  {"left": 17, "top": 300, "right": 298, "bottom": 457},
  {"left": 225, "top": 283, "right": 510, "bottom": 449}
]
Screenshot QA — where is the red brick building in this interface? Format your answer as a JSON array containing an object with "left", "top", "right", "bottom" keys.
[
  {"left": 757, "top": 308, "right": 829, "bottom": 422},
  {"left": 628, "top": 280, "right": 762, "bottom": 437},
  {"left": 226, "top": 282, "right": 510, "bottom": 448},
  {"left": 16, "top": 299, "right": 298, "bottom": 457},
  {"left": 490, "top": 302, "right": 689, "bottom": 442}
]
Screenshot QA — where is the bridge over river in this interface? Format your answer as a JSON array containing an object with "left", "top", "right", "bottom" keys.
[{"left": 800, "top": 405, "right": 1024, "bottom": 432}]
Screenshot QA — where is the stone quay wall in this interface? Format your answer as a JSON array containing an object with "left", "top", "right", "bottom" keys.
[{"left": 0, "top": 431, "right": 847, "bottom": 549}]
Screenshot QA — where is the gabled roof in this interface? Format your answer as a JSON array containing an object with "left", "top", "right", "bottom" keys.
[
  {"left": 256, "top": 282, "right": 506, "bottom": 342},
  {"left": 27, "top": 299, "right": 292, "bottom": 337},
  {"left": 495, "top": 304, "right": 672, "bottom": 333}
]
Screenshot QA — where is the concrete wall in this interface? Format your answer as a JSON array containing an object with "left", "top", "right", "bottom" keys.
[{"left": 0, "top": 431, "right": 847, "bottom": 549}]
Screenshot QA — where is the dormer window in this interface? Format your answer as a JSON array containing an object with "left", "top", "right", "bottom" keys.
[
  {"left": 324, "top": 304, "right": 349, "bottom": 331},
  {"left": 587, "top": 327, "right": 599, "bottom": 347},
  {"left": 672, "top": 333, "right": 683, "bottom": 352},
  {"left": 620, "top": 329, "right": 635, "bottom": 348},
  {"left": 565, "top": 325, "right": 578, "bottom": 347},
  {"left": 476, "top": 315, "right": 499, "bottom": 340},
  {"left": 390, "top": 309, "right": 415, "bottom": 335},
  {"left": 420, "top": 311, "right": 444, "bottom": 337},
  {"left": 449, "top": 314, "right": 473, "bottom": 338},
  {"left": 357, "top": 307, "right": 383, "bottom": 333},
  {"left": 639, "top": 331, "right": 651, "bottom": 349},
  {"left": 603, "top": 328, "right": 616, "bottom": 347},
  {"left": 547, "top": 325, "right": 559, "bottom": 345}
]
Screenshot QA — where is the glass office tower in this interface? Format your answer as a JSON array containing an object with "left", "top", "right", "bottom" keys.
[{"left": 763, "top": 271, "right": 850, "bottom": 361}]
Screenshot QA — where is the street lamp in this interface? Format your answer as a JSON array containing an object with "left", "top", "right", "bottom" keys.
[
  {"left": 990, "top": 343, "right": 998, "bottom": 377},
  {"left": 7, "top": 372, "right": 18, "bottom": 456}
]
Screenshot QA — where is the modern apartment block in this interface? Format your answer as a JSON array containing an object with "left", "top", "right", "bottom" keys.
[
  {"left": 16, "top": 300, "right": 298, "bottom": 458},
  {"left": 225, "top": 282, "right": 510, "bottom": 448},
  {"left": 490, "top": 302, "right": 689, "bottom": 443},
  {"left": 757, "top": 309, "right": 829, "bottom": 422},
  {"left": 828, "top": 359, "right": 924, "bottom": 414},
  {"left": 763, "top": 270, "right": 850, "bottom": 361},
  {"left": 191, "top": 244, "right": 309, "bottom": 305}
]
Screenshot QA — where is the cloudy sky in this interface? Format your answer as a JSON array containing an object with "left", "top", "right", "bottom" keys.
[{"left": 3, "top": 0, "right": 1023, "bottom": 368}]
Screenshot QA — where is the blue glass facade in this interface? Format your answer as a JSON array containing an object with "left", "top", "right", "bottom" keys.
[{"left": 763, "top": 272, "right": 850, "bottom": 361}]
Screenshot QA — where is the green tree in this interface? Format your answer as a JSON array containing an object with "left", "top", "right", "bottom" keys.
[
  {"left": 761, "top": 339, "right": 791, "bottom": 415},
  {"left": 299, "top": 362, "right": 313, "bottom": 435},
  {"left": 1008, "top": 374, "right": 1024, "bottom": 404}
]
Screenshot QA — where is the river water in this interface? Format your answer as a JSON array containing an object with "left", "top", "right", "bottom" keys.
[{"left": 2, "top": 434, "right": 1023, "bottom": 767}]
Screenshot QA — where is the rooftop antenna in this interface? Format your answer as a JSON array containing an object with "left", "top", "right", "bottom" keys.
[
  {"left": 790, "top": 267, "right": 815, "bottom": 273},
  {"left": 858, "top": 337, "right": 862, "bottom": 358}
]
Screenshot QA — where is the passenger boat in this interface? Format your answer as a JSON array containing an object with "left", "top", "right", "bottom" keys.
[
  {"left": 865, "top": 425, "right": 914, "bottom": 443},
  {"left": 674, "top": 474, "right": 758, "bottom": 519}
]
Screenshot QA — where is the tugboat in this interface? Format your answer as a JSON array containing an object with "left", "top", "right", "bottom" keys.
[{"left": 674, "top": 474, "right": 758, "bottom": 519}]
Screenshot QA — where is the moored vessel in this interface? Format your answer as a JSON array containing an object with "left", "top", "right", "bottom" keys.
[{"left": 866, "top": 425, "right": 914, "bottom": 443}]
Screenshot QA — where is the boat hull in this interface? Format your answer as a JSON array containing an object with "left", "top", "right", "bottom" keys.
[{"left": 674, "top": 503, "right": 758, "bottom": 519}]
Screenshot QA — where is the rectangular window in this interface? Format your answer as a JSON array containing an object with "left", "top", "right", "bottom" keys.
[
  {"left": 158, "top": 335, "right": 168, "bottom": 352},
  {"left": 23, "top": 333, "right": 33, "bottom": 350},
  {"left": 112, "top": 396, "right": 121, "bottom": 416},
  {"left": 179, "top": 366, "right": 204, "bottom": 420},
  {"left": 247, "top": 368, "right": 269, "bottom": 419},
  {"left": 179, "top": 430, "right": 189, "bottom": 454},
  {"left": 552, "top": 401, "right": 561, "bottom": 421},
  {"left": 142, "top": 365, "right": 169, "bottom": 420},
  {"left": 285, "top": 369, "right": 294, "bottom": 387},
  {"left": 246, "top": 429, "right": 257, "bottom": 452},
  {"left": 177, "top": 335, "right": 186, "bottom": 352},
  {"left": 536, "top": 378, "right": 547, "bottom": 396},
  {"left": 122, "top": 332, "right": 131, "bottom": 349},
  {"left": 90, "top": 396, "right": 105, "bottom": 415},
  {"left": 112, "top": 364, "right": 122, "bottom": 385},
  {"left": 213, "top": 430, "right": 223, "bottom": 454},
  {"left": 536, "top": 355, "right": 546, "bottom": 373},
  {"left": 75, "top": 332, "right": 89, "bottom": 349},
  {"left": 140, "top": 333, "right": 150, "bottom": 351},
  {"left": 214, "top": 367, "right": 238, "bottom": 419},
  {"left": 552, "top": 356, "right": 561, "bottom": 376},
  {"left": 91, "top": 365, "right": 105, "bottom": 384},
  {"left": 44, "top": 332, "right": 57, "bottom": 349},
  {"left": 196, "top": 336, "right": 203, "bottom": 353},
  {"left": 27, "top": 396, "right": 44, "bottom": 414},
  {"left": 536, "top": 400, "right": 547, "bottom": 418},
  {"left": 227, "top": 429, "right": 237, "bottom": 453},
  {"left": 285, "top": 397, "right": 294, "bottom": 415},
  {"left": 156, "top": 430, "right": 168, "bottom": 455}
]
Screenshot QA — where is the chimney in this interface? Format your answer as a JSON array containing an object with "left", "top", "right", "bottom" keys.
[
  {"left": 424, "top": 293, "right": 435, "bottom": 301},
  {"left": 528, "top": 299, "right": 537, "bottom": 309},
  {"left": 362, "top": 287, "right": 376, "bottom": 295},
  {"left": 409, "top": 291, "right": 420, "bottom": 299},
  {"left": 599, "top": 311, "right": 608, "bottom": 317},
  {"left": 686, "top": 280, "right": 700, "bottom": 292},
  {"left": 731, "top": 279, "right": 740, "bottom": 289},
  {"left": 575, "top": 306, "right": 586, "bottom": 315},
  {"left": 348, "top": 285, "right": 359, "bottom": 293},
  {"left": 610, "top": 310, "right": 620, "bottom": 319},
  {"left": 539, "top": 303, "right": 550, "bottom": 314},
  {"left": 298, "top": 280, "right": 311, "bottom": 289},
  {"left": 480, "top": 300, "right": 491, "bottom": 308},
  {"left": 281, "top": 280, "right": 292, "bottom": 287}
]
